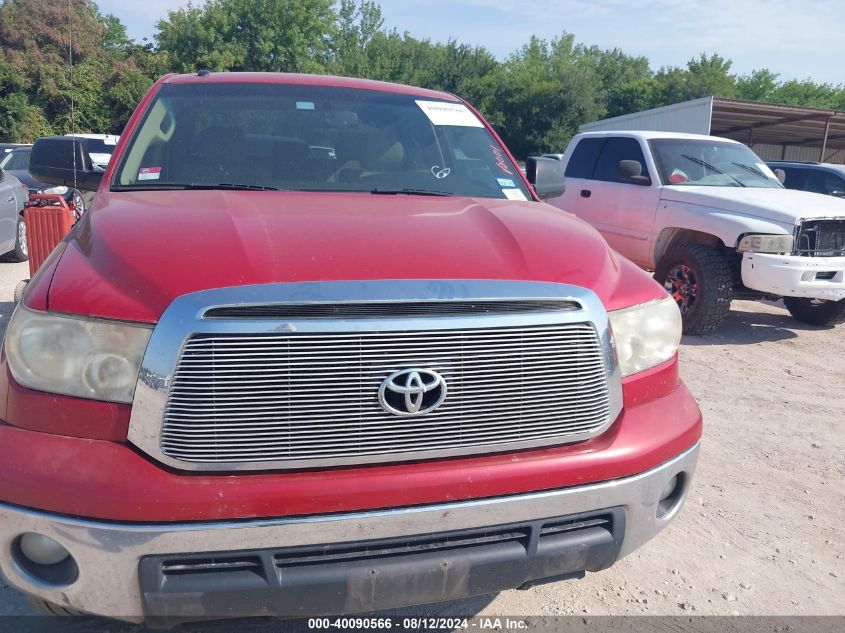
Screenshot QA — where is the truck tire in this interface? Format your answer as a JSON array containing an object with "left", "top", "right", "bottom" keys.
[
  {"left": 655, "top": 242, "right": 733, "bottom": 335},
  {"left": 783, "top": 297, "right": 845, "bottom": 326},
  {"left": 25, "top": 595, "right": 84, "bottom": 617}
]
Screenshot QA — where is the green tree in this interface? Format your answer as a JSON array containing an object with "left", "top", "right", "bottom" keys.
[
  {"left": 0, "top": 58, "right": 28, "bottom": 141},
  {"left": 484, "top": 34, "right": 604, "bottom": 157},
  {"left": 605, "top": 76, "right": 661, "bottom": 118},
  {"left": 684, "top": 53, "right": 736, "bottom": 99},
  {"left": 736, "top": 69, "right": 780, "bottom": 102},
  {"left": 363, "top": 30, "right": 437, "bottom": 86},
  {"left": 0, "top": 0, "right": 149, "bottom": 139},
  {"left": 99, "top": 12, "right": 131, "bottom": 52},
  {"left": 331, "top": 0, "right": 383, "bottom": 77},
  {"left": 420, "top": 41, "right": 498, "bottom": 107},
  {"left": 155, "top": 0, "right": 336, "bottom": 73},
  {"left": 573, "top": 45, "right": 654, "bottom": 120},
  {"left": 771, "top": 79, "right": 844, "bottom": 110}
]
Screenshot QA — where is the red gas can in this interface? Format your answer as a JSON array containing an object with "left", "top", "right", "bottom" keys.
[{"left": 24, "top": 194, "right": 75, "bottom": 277}]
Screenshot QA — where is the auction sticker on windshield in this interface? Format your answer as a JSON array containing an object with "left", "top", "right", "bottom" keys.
[
  {"left": 502, "top": 188, "right": 527, "bottom": 201},
  {"left": 138, "top": 167, "right": 161, "bottom": 181},
  {"left": 416, "top": 100, "right": 483, "bottom": 127}
]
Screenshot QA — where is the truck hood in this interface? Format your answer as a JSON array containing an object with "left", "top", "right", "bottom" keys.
[
  {"left": 660, "top": 185, "right": 845, "bottom": 225},
  {"left": 45, "top": 191, "right": 662, "bottom": 323}
]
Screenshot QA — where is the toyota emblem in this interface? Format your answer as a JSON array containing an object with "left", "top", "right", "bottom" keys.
[{"left": 378, "top": 368, "right": 447, "bottom": 416}]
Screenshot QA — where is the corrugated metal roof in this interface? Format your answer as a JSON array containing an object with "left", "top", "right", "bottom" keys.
[
  {"left": 710, "top": 98, "right": 845, "bottom": 152},
  {"left": 581, "top": 97, "right": 845, "bottom": 163}
]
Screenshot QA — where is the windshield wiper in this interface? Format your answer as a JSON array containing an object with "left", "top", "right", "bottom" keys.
[
  {"left": 731, "top": 162, "right": 779, "bottom": 185},
  {"left": 680, "top": 154, "right": 745, "bottom": 187},
  {"left": 369, "top": 188, "right": 453, "bottom": 197}
]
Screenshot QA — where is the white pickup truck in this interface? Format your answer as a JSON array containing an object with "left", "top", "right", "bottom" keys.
[{"left": 549, "top": 131, "right": 845, "bottom": 333}]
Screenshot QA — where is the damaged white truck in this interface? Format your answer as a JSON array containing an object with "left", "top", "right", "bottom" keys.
[{"left": 550, "top": 131, "right": 845, "bottom": 333}]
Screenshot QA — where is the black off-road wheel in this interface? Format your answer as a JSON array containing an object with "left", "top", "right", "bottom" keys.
[
  {"left": 783, "top": 297, "right": 845, "bottom": 326},
  {"left": 655, "top": 242, "right": 733, "bottom": 335}
]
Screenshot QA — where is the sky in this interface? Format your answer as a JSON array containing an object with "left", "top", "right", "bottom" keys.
[{"left": 98, "top": 0, "right": 845, "bottom": 85}]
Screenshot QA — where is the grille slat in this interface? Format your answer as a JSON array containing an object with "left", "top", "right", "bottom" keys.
[
  {"left": 161, "top": 322, "right": 611, "bottom": 465},
  {"left": 166, "top": 378, "right": 610, "bottom": 401},
  {"left": 162, "top": 405, "right": 613, "bottom": 427},
  {"left": 162, "top": 403, "right": 613, "bottom": 426},
  {"left": 179, "top": 333, "right": 597, "bottom": 348},
  {"left": 160, "top": 426, "right": 607, "bottom": 459},
  {"left": 177, "top": 327, "right": 599, "bottom": 343},
  {"left": 204, "top": 300, "right": 580, "bottom": 320},
  {"left": 167, "top": 380, "right": 609, "bottom": 399},
  {"left": 161, "top": 420, "right": 607, "bottom": 448},
  {"left": 160, "top": 421, "right": 609, "bottom": 441},
  {"left": 173, "top": 355, "right": 607, "bottom": 371}
]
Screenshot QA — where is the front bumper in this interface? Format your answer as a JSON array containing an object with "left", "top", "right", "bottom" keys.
[
  {"left": 0, "top": 443, "right": 698, "bottom": 623},
  {"left": 742, "top": 252, "right": 845, "bottom": 299}
]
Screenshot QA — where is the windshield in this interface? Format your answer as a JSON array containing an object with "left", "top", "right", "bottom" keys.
[
  {"left": 113, "top": 82, "right": 531, "bottom": 200},
  {"left": 0, "top": 149, "right": 30, "bottom": 171},
  {"left": 84, "top": 140, "right": 115, "bottom": 156},
  {"left": 650, "top": 139, "right": 782, "bottom": 188},
  {"left": 67, "top": 138, "right": 116, "bottom": 163}
]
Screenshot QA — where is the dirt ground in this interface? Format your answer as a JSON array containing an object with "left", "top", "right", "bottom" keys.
[{"left": 0, "top": 257, "right": 842, "bottom": 627}]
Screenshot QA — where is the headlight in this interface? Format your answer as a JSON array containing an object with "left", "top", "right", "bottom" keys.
[
  {"left": 609, "top": 296, "right": 682, "bottom": 377},
  {"left": 5, "top": 305, "right": 152, "bottom": 403},
  {"left": 40, "top": 185, "right": 69, "bottom": 195},
  {"left": 737, "top": 234, "right": 793, "bottom": 253}
]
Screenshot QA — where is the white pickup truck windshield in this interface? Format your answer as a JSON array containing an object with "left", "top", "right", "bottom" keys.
[
  {"left": 650, "top": 139, "right": 782, "bottom": 189},
  {"left": 112, "top": 82, "right": 531, "bottom": 200}
]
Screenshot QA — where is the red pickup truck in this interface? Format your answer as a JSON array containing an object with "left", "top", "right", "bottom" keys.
[{"left": 0, "top": 72, "right": 701, "bottom": 624}]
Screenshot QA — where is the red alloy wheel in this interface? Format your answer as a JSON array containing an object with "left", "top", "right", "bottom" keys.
[{"left": 665, "top": 263, "right": 698, "bottom": 313}]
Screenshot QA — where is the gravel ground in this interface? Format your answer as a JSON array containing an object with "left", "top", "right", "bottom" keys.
[{"left": 0, "top": 257, "right": 842, "bottom": 629}]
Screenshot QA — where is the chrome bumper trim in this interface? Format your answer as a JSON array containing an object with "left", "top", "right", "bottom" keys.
[{"left": 0, "top": 443, "right": 698, "bottom": 621}]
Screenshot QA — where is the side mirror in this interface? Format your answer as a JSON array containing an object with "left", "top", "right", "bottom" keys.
[
  {"left": 618, "top": 159, "right": 651, "bottom": 185},
  {"left": 525, "top": 156, "right": 565, "bottom": 199},
  {"left": 29, "top": 136, "right": 104, "bottom": 191},
  {"left": 772, "top": 168, "right": 786, "bottom": 184}
]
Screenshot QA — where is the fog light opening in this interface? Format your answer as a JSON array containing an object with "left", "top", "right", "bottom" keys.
[
  {"left": 12, "top": 534, "right": 78, "bottom": 587},
  {"left": 656, "top": 472, "right": 686, "bottom": 520}
]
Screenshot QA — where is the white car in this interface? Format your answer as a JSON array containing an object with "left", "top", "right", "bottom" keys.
[
  {"left": 550, "top": 131, "right": 845, "bottom": 333},
  {"left": 64, "top": 133, "right": 119, "bottom": 168}
]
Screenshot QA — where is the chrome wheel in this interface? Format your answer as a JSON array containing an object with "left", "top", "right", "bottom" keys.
[
  {"left": 665, "top": 264, "right": 698, "bottom": 314},
  {"left": 71, "top": 190, "right": 85, "bottom": 217},
  {"left": 17, "top": 217, "right": 27, "bottom": 257}
]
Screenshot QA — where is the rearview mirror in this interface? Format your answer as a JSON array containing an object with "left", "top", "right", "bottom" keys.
[
  {"left": 29, "top": 136, "right": 104, "bottom": 191},
  {"left": 772, "top": 168, "right": 786, "bottom": 184},
  {"left": 525, "top": 156, "right": 565, "bottom": 199}
]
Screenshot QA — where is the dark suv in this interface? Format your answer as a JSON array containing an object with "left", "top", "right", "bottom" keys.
[{"left": 767, "top": 161, "right": 845, "bottom": 198}]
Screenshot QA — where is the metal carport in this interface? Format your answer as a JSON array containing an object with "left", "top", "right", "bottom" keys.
[{"left": 580, "top": 97, "right": 845, "bottom": 164}]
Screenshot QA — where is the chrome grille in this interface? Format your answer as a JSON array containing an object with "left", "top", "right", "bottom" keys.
[{"left": 161, "top": 323, "right": 611, "bottom": 466}]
